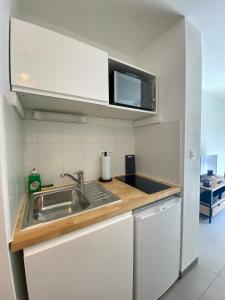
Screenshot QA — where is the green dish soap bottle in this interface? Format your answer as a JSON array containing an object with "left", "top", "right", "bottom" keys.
[{"left": 28, "top": 168, "right": 41, "bottom": 194}]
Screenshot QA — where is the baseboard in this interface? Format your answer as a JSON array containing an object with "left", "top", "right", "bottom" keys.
[{"left": 179, "top": 257, "right": 199, "bottom": 278}]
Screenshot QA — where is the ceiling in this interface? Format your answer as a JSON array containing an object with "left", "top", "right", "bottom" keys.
[{"left": 16, "top": 0, "right": 225, "bottom": 99}]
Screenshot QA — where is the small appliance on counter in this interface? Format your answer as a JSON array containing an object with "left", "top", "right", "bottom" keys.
[
  {"left": 125, "top": 154, "right": 136, "bottom": 175},
  {"left": 99, "top": 151, "right": 112, "bottom": 182}
]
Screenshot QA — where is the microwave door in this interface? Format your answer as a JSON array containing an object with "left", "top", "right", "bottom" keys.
[
  {"left": 141, "top": 80, "right": 154, "bottom": 110},
  {"left": 114, "top": 72, "right": 141, "bottom": 108}
]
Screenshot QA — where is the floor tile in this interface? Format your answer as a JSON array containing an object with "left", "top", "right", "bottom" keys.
[
  {"left": 200, "top": 277, "right": 225, "bottom": 300},
  {"left": 198, "top": 235, "right": 225, "bottom": 274},
  {"left": 160, "top": 285, "right": 189, "bottom": 300},
  {"left": 219, "top": 265, "right": 225, "bottom": 281},
  {"left": 175, "top": 265, "right": 215, "bottom": 300},
  {"left": 162, "top": 210, "right": 225, "bottom": 300}
]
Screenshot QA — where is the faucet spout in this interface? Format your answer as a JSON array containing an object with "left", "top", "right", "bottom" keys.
[{"left": 60, "top": 173, "right": 79, "bottom": 183}]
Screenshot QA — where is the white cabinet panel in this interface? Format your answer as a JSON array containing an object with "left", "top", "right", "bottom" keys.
[
  {"left": 24, "top": 212, "right": 133, "bottom": 300},
  {"left": 11, "top": 18, "right": 108, "bottom": 103}
]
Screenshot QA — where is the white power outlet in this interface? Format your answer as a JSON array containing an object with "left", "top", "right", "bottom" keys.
[{"left": 99, "top": 150, "right": 113, "bottom": 157}]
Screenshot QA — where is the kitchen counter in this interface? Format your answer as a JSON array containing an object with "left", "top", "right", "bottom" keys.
[{"left": 11, "top": 175, "right": 181, "bottom": 252}]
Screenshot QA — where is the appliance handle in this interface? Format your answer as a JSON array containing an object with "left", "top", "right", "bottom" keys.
[{"left": 136, "top": 197, "right": 181, "bottom": 220}]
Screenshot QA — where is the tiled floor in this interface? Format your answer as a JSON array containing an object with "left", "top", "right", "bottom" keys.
[{"left": 161, "top": 210, "right": 225, "bottom": 300}]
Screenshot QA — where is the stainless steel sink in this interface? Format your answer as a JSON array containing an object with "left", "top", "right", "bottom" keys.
[{"left": 22, "top": 181, "right": 120, "bottom": 228}]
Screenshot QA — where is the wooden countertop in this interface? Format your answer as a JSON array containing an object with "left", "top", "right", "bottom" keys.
[{"left": 11, "top": 175, "right": 181, "bottom": 252}]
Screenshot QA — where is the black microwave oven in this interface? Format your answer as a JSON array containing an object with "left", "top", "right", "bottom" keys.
[{"left": 109, "top": 71, "right": 155, "bottom": 111}]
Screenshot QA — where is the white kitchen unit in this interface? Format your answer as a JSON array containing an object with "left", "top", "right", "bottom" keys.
[
  {"left": 10, "top": 18, "right": 108, "bottom": 104},
  {"left": 133, "top": 197, "right": 181, "bottom": 300},
  {"left": 24, "top": 212, "right": 133, "bottom": 300}
]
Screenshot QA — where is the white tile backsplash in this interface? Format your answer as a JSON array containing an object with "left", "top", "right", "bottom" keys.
[
  {"left": 84, "top": 124, "right": 100, "bottom": 143},
  {"left": 84, "top": 143, "right": 101, "bottom": 163},
  {"left": 62, "top": 123, "right": 84, "bottom": 144},
  {"left": 39, "top": 165, "right": 64, "bottom": 186},
  {"left": 63, "top": 143, "right": 84, "bottom": 164},
  {"left": 23, "top": 120, "right": 38, "bottom": 143},
  {"left": 37, "top": 121, "right": 62, "bottom": 143},
  {"left": 135, "top": 120, "right": 180, "bottom": 184},
  {"left": 38, "top": 143, "right": 63, "bottom": 166},
  {"left": 23, "top": 120, "right": 135, "bottom": 185},
  {"left": 24, "top": 143, "right": 38, "bottom": 168},
  {"left": 100, "top": 126, "right": 115, "bottom": 143}
]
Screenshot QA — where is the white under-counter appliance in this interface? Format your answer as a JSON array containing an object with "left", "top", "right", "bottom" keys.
[{"left": 133, "top": 196, "right": 181, "bottom": 300}]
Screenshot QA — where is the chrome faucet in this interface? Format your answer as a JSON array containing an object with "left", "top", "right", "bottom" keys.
[{"left": 60, "top": 170, "right": 84, "bottom": 194}]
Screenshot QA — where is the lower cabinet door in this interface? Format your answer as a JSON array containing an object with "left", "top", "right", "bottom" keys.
[{"left": 24, "top": 212, "right": 133, "bottom": 300}]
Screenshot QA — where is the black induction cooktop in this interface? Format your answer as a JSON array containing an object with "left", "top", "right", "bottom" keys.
[{"left": 116, "top": 174, "right": 170, "bottom": 194}]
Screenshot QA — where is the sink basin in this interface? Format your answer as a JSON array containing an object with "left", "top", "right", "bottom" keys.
[
  {"left": 34, "top": 189, "right": 74, "bottom": 212},
  {"left": 22, "top": 181, "right": 120, "bottom": 228}
]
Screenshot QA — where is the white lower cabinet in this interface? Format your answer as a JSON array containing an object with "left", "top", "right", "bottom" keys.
[{"left": 24, "top": 212, "right": 133, "bottom": 300}]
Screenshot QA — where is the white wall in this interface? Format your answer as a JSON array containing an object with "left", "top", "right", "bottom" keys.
[
  {"left": 201, "top": 90, "right": 225, "bottom": 175},
  {"left": 181, "top": 19, "right": 202, "bottom": 271},
  {"left": 135, "top": 19, "right": 185, "bottom": 185},
  {"left": 135, "top": 18, "right": 202, "bottom": 272},
  {"left": 23, "top": 117, "right": 135, "bottom": 185},
  {"left": 3, "top": 97, "right": 25, "bottom": 237},
  {"left": 136, "top": 19, "right": 186, "bottom": 123},
  {"left": 0, "top": 0, "right": 19, "bottom": 298}
]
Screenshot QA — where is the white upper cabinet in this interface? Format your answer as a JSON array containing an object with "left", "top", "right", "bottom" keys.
[{"left": 10, "top": 18, "right": 109, "bottom": 104}]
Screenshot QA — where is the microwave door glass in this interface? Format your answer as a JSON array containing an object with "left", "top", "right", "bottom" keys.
[
  {"left": 115, "top": 72, "right": 141, "bottom": 107},
  {"left": 141, "top": 80, "right": 153, "bottom": 110}
]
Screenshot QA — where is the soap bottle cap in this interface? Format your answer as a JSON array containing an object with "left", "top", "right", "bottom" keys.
[{"left": 32, "top": 168, "right": 36, "bottom": 174}]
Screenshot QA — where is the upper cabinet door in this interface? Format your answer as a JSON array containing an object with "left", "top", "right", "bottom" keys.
[{"left": 10, "top": 18, "right": 109, "bottom": 104}]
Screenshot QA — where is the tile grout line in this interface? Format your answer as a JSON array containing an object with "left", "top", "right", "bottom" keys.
[
  {"left": 197, "top": 268, "right": 225, "bottom": 300},
  {"left": 198, "top": 274, "right": 217, "bottom": 299}
]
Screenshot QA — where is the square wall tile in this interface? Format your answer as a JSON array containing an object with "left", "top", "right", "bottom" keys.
[
  {"left": 38, "top": 143, "right": 63, "bottom": 166},
  {"left": 63, "top": 143, "right": 84, "bottom": 164},
  {"left": 23, "top": 120, "right": 38, "bottom": 143},
  {"left": 84, "top": 161, "right": 100, "bottom": 181},
  {"left": 114, "top": 142, "right": 135, "bottom": 158},
  {"left": 39, "top": 165, "right": 64, "bottom": 186},
  {"left": 37, "top": 121, "right": 62, "bottom": 143},
  {"left": 84, "top": 143, "right": 101, "bottom": 163},
  {"left": 24, "top": 143, "right": 38, "bottom": 168},
  {"left": 100, "top": 126, "right": 115, "bottom": 143},
  {"left": 100, "top": 142, "right": 115, "bottom": 153},
  {"left": 111, "top": 156, "right": 125, "bottom": 176},
  {"left": 84, "top": 124, "right": 100, "bottom": 143},
  {"left": 62, "top": 123, "right": 84, "bottom": 144},
  {"left": 114, "top": 127, "right": 135, "bottom": 143}
]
